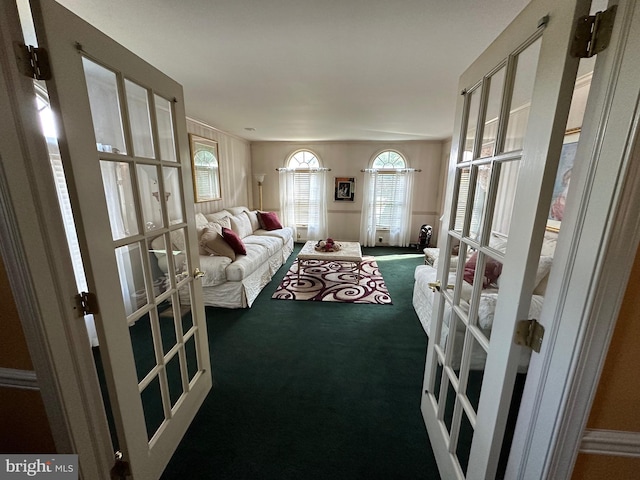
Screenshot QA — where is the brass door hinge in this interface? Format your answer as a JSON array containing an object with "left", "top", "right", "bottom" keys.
[
  {"left": 75, "top": 291, "right": 99, "bottom": 316},
  {"left": 571, "top": 5, "right": 617, "bottom": 58},
  {"left": 514, "top": 319, "right": 545, "bottom": 353},
  {"left": 13, "top": 43, "right": 52, "bottom": 80}
]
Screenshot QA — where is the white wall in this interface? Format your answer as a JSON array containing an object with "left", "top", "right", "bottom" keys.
[
  {"left": 251, "top": 140, "right": 444, "bottom": 245},
  {"left": 186, "top": 117, "right": 253, "bottom": 215}
]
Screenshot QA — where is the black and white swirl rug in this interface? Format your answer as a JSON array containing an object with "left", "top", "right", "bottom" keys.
[{"left": 271, "top": 256, "right": 392, "bottom": 304}]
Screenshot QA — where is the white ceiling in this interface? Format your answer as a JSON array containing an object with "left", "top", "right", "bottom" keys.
[{"left": 55, "top": 0, "right": 531, "bottom": 142}]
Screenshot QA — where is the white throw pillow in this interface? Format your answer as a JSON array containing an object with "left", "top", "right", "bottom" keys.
[
  {"left": 245, "top": 210, "right": 261, "bottom": 232},
  {"left": 230, "top": 214, "right": 253, "bottom": 239},
  {"left": 226, "top": 206, "right": 249, "bottom": 216},
  {"left": 204, "top": 210, "right": 231, "bottom": 223},
  {"left": 195, "top": 212, "right": 209, "bottom": 228}
]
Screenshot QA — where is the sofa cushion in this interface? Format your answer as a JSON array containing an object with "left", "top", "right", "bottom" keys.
[
  {"left": 258, "top": 211, "right": 283, "bottom": 230},
  {"left": 230, "top": 214, "right": 253, "bottom": 239},
  {"left": 225, "top": 243, "right": 270, "bottom": 282},
  {"left": 243, "top": 234, "right": 282, "bottom": 256},
  {"left": 223, "top": 227, "right": 247, "bottom": 255},
  {"left": 198, "top": 254, "right": 232, "bottom": 287},
  {"left": 254, "top": 227, "right": 293, "bottom": 245},
  {"left": 200, "top": 226, "right": 236, "bottom": 260}
]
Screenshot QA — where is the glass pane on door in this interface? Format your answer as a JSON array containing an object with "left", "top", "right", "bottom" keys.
[
  {"left": 490, "top": 159, "right": 521, "bottom": 245},
  {"left": 165, "top": 351, "right": 184, "bottom": 408},
  {"left": 137, "top": 164, "right": 164, "bottom": 232},
  {"left": 125, "top": 79, "right": 155, "bottom": 159},
  {"left": 481, "top": 67, "right": 506, "bottom": 158},
  {"left": 155, "top": 94, "right": 177, "bottom": 162},
  {"left": 453, "top": 168, "right": 471, "bottom": 233},
  {"left": 141, "top": 376, "right": 164, "bottom": 442},
  {"left": 130, "top": 313, "right": 156, "bottom": 382},
  {"left": 82, "top": 58, "right": 127, "bottom": 154},
  {"left": 100, "top": 160, "right": 139, "bottom": 240},
  {"left": 163, "top": 167, "right": 184, "bottom": 225},
  {"left": 158, "top": 300, "right": 178, "bottom": 355},
  {"left": 470, "top": 164, "right": 493, "bottom": 240},
  {"left": 115, "top": 243, "right": 147, "bottom": 316},
  {"left": 463, "top": 89, "right": 481, "bottom": 161},
  {"left": 504, "top": 38, "right": 543, "bottom": 152}
]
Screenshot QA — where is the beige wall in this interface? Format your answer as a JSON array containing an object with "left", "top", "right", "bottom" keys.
[
  {"left": 572, "top": 243, "right": 640, "bottom": 478},
  {"left": 187, "top": 118, "right": 253, "bottom": 215},
  {"left": 250, "top": 140, "right": 444, "bottom": 244}
]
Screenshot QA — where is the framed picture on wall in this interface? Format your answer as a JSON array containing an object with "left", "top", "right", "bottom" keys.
[{"left": 334, "top": 177, "right": 355, "bottom": 201}]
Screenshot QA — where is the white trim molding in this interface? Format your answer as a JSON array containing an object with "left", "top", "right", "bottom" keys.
[
  {"left": 581, "top": 429, "right": 640, "bottom": 458},
  {"left": 0, "top": 367, "right": 39, "bottom": 390}
]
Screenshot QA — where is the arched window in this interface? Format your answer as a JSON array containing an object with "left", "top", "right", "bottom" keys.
[
  {"left": 360, "top": 150, "right": 415, "bottom": 247},
  {"left": 370, "top": 150, "right": 407, "bottom": 229},
  {"left": 192, "top": 139, "right": 221, "bottom": 201},
  {"left": 279, "top": 150, "right": 327, "bottom": 239}
]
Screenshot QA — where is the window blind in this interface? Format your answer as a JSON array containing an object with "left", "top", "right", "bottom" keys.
[
  {"left": 374, "top": 172, "right": 400, "bottom": 229},
  {"left": 293, "top": 171, "right": 311, "bottom": 225}
]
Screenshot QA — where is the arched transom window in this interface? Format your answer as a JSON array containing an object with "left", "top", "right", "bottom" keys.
[
  {"left": 288, "top": 150, "right": 320, "bottom": 170},
  {"left": 372, "top": 150, "right": 406, "bottom": 170}
]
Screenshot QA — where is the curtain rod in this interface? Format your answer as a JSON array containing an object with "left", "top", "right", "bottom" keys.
[
  {"left": 275, "top": 167, "right": 332, "bottom": 172},
  {"left": 360, "top": 168, "right": 422, "bottom": 173}
]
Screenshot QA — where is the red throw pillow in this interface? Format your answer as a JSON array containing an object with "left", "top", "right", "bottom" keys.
[
  {"left": 222, "top": 227, "right": 247, "bottom": 255},
  {"left": 258, "top": 211, "right": 283, "bottom": 231},
  {"left": 463, "top": 252, "right": 503, "bottom": 288}
]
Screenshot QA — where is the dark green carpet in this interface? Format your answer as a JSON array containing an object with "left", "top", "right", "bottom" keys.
[{"left": 161, "top": 245, "right": 439, "bottom": 479}]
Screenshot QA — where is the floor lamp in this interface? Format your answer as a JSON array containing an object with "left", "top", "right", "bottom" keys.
[{"left": 254, "top": 173, "right": 266, "bottom": 210}]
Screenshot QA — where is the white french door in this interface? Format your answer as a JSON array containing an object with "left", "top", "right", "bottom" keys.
[
  {"left": 422, "top": 0, "right": 590, "bottom": 478},
  {"left": 27, "top": 0, "right": 211, "bottom": 478}
]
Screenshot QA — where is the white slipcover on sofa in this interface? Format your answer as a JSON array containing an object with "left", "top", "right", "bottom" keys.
[
  {"left": 153, "top": 206, "right": 293, "bottom": 309},
  {"left": 412, "top": 231, "right": 557, "bottom": 371}
]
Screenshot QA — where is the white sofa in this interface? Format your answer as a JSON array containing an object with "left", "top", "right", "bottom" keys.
[
  {"left": 412, "top": 231, "right": 557, "bottom": 371},
  {"left": 153, "top": 206, "right": 294, "bottom": 308}
]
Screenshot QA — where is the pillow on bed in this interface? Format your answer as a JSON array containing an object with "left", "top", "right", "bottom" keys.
[
  {"left": 258, "top": 211, "right": 283, "bottom": 230},
  {"left": 222, "top": 227, "right": 247, "bottom": 255},
  {"left": 200, "top": 226, "right": 236, "bottom": 260},
  {"left": 463, "top": 252, "right": 503, "bottom": 288}
]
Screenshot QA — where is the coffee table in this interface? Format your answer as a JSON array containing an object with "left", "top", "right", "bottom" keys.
[{"left": 296, "top": 241, "right": 363, "bottom": 283}]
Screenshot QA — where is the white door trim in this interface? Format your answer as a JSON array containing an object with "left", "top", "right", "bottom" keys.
[
  {"left": 0, "top": 2, "right": 112, "bottom": 478},
  {"left": 507, "top": 0, "right": 640, "bottom": 478}
]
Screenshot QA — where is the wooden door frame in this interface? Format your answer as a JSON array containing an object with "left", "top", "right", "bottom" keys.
[
  {"left": 507, "top": 0, "right": 640, "bottom": 477},
  {"left": 0, "top": 2, "right": 112, "bottom": 478}
]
